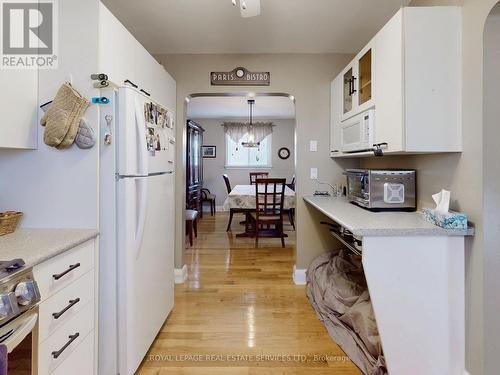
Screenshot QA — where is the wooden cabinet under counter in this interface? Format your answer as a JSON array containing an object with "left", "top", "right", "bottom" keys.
[{"left": 34, "top": 237, "right": 98, "bottom": 375}]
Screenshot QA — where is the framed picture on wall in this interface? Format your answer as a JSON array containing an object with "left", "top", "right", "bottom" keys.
[{"left": 203, "top": 145, "right": 216, "bottom": 158}]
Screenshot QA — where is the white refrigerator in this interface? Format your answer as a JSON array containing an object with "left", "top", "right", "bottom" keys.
[{"left": 99, "top": 86, "right": 175, "bottom": 375}]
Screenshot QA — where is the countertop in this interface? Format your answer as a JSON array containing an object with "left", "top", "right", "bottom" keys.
[
  {"left": 0, "top": 228, "right": 99, "bottom": 267},
  {"left": 303, "top": 195, "right": 474, "bottom": 237}
]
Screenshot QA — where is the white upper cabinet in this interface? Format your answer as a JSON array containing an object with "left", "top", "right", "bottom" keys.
[
  {"left": 330, "top": 75, "right": 343, "bottom": 156},
  {"left": 340, "top": 41, "right": 375, "bottom": 122},
  {"left": 331, "top": 6, "right": 462, "bottom": 157}
]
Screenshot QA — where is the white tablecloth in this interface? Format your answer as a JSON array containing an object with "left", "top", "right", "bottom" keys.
[{"left": 223, "top": 184, "right": 296, "bottom": 210}]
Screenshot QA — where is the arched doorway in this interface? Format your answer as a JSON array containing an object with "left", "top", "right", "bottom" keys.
[
  {"left": 483, "top": 2, "right": 500, "bottom": 373},
  {"left": 178, "top": 92, "right": 297, "bottom": 271}
]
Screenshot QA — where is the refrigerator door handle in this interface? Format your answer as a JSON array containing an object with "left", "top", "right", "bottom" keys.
[
  {"left": 134, "top": 178, "right": 148, "bottom": 259},
  {"left": 134, "top": 98, "right": 149, "bottom": 176}
]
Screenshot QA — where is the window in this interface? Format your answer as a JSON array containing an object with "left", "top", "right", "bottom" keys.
[{"left": 225, "top": 133, "right": 272, "bottom": 168}]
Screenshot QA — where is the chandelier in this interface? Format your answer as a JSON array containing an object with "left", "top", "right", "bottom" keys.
[{"left": 242, "top": 99, "right": 259, "bottom": 148}]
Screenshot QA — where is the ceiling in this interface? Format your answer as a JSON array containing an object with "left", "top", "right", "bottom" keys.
[
  {"left": 101, "top": 0, "right": 410, "bottom": 54},
  {"left": 187, "top": 96, "right": 295, "bottom": 119}
]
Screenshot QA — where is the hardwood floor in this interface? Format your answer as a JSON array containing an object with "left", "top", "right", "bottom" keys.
[{"left": 137, "top": 212, "right": 362, "bottom": 375}]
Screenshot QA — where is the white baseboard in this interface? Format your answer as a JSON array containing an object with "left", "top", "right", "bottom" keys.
[
  {"left": 174, "top": 264, "right": 188, "bottom": 284},
  {"left": 293, "top": 265, "right": 307, "bottom": 285},
  {"left": 216, "top": 206, "right": 224, "bottom": 212},
  {"left": 464, "top": 371, "right": 471, "bottom": 375}
]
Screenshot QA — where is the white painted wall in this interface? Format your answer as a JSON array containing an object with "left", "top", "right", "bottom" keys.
[
  {"left": 483, "top": 6, "right": 500, "bottom": 374},
  {"left": 192, "top": 117, "right": 295, "bottom": 207},
  {"left": 0, "top": 0, "right": 100, "bottom": 229}
]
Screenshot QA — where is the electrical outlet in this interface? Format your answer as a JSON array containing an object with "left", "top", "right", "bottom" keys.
[
  {"left": 310, "top": 168, "right": 318, "bottom": 180},
  {"left": 310, "top": 140, "right": 318, "bottom": 152}
]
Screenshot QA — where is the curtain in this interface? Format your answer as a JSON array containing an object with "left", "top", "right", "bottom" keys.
[
  {"left": 223, "top": 122, "right": 273, "bottom": 143},
  {"left": 222, "top": 122, "right": 248, "bottom": 143}
]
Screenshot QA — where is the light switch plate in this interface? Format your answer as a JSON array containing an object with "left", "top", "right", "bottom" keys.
[
  {"left": 310, "top": 140, "right": 318, "bottom": 152},
  {"left": 310, "top": 168, "right": 318, "bottom": 180}
]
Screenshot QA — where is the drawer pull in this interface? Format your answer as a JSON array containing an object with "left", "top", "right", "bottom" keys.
[
  {"left": 52, "top": 298, "right": 81, "bottom": 320},
  {"left": 52, "top": 263, "right": 81, "bottom": 280},
  {"left": 52, "top": 332, "right": 79, "bottom": 359}
]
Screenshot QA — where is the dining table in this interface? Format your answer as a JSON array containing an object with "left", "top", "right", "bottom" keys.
[{"left": 222, "top": 184, "right": 296, "bottom": 237}]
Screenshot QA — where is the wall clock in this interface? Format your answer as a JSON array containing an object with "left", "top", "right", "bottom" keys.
[{"left": 278, "top": 147, "right": 290, "bottom": 160}]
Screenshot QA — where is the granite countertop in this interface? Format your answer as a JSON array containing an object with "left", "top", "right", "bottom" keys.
[
  {"left": 303, "top": 195, "right": 474, "bottom": 237},
  {"left": 0, "top": 228, "right": 99, "bottom": 267}
]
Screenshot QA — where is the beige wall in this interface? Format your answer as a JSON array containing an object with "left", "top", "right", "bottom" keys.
[
  {"left": 156, "top": 53, "right": 357, "bottom": 269},
  {"left": 191, "top": 118, "right": 295, "bottom": 208},
  {"left": 361, "top": 1, "right": 499, "bottom": 374},
  {"left": 483, "top": 6, "right": 500, "bottom": 375}
]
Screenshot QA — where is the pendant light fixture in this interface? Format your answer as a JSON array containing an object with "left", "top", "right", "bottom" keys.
[{"left": 242, "top": 99, "right": 260, "bottom": 148}]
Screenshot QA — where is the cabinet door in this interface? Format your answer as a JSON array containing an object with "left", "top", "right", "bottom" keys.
[
  {"left": 342, "top": 66, "right": 355, "bottom": 118},
  {"left": 330, "top": 76, "right": 343, "bottom": 156},
  {"left": 373, "top": 9, "right": 404, "bottom": 152},
  {"left": 356, "top": 43, "right": 375, "bottom": 114}
]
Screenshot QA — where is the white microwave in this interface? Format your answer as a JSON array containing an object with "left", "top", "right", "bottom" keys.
[{"left": 341, "top": 109, "right": 375, "bottom": 153}]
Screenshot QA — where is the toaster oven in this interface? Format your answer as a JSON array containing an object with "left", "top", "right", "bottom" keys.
[{"left": 344, "top": 169, "right": 416, "bottom": 211}]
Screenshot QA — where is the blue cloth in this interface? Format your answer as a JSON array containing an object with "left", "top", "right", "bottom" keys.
[{"left": 421, "top": 208, "right": 468, "bottom": 230}]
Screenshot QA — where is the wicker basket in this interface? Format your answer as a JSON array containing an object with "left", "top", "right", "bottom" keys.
[{"left": 0, "top": 211, "right": 23, "bottom": 236}]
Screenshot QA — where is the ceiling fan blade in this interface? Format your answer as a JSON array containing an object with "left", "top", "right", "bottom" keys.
[{"left": 240, "top": 0, "right": 260, "bottom": 18}]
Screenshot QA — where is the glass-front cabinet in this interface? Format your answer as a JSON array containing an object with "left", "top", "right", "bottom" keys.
[
  {"left": 343, "top": 67, "right": 354, "bottom": 115},
  {"left": 358, "top": 49, "right": 372, "bottom": 106},
  {"left": 340, "top": 44, "right": 374, "bottom": 121}
]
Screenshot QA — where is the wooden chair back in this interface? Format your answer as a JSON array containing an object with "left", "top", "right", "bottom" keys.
[
  {"left": 249, "top": 172, "right": 269, "bottom": 185},
  {"left": 255, "top": 178, "right": 286, "bottom": 221},
  {"left": 222, "top": 174, "right": 232, "bottom": 194}
]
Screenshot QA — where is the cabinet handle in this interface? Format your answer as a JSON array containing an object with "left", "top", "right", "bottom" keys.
[
  {"left": 52, "top": 332, "right": 79, "bottom": 359},
  {"left": 348, "top": 78, "right": 353, "bottom": 96},
  {"left": 140, "top": 89, "right": 151, "bottom": 97},
  {"left": 124, "top": 79, "right": 138, "bottom": 88},
  {"left": 52, "top": 298, "right": 80, "bottom": 320},
  {"left": 52, "top": 263, "right": 81, "bottom": 280},
  {"left": 351, "top": 77, "right": 357, "bottom": 95}
]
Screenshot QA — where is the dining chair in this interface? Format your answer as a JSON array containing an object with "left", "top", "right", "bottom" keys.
[
  {"left": 286, "top": 174, "right": 295, "bottom": 191},
  {"left": 249, "top": 172, "right": 269, "bottom": 185},
  {"left": 201, "top": 188, "right": 216, "bottom": 216},
  {"left": 223, "top": 174, "right": 246, "bottom": 231},
  {"left": 285, "top": 174, "right": 296, "bottom": 230},
  {"left": 185, "top": 209, "right": 198, "bottom": 247},
  {"left": 251, "top": 178, "right": 287, "bottom": 248}
]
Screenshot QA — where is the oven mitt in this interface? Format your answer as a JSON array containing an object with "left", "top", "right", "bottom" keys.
[
  {"left": 75, "top": 118, "right": 96, "bottom": 149},
  {"left": 40, "top": 82, "right": 89, "bottom": 149}
]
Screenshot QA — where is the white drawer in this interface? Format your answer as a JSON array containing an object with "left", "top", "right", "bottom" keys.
[
  {"left": 50, "top": 331, "right": 94, "bottom": 375},
  {"left": 34, "top": 239, "right": 95, "bottom": 300},
  {"left": 38, "top": 270, "right": 94, "bottom": 343},
  {"left": 38, "top": 301, "right": 94, "bottom": 375}
]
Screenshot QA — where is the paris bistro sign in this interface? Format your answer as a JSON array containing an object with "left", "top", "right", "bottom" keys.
[{"left": 211, "top": 67, "right": 270, "bottom": 86}]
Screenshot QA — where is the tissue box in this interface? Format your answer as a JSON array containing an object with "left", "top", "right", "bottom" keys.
[{"left": 421, "top": 208, "right": 468, "bottom": 230}]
